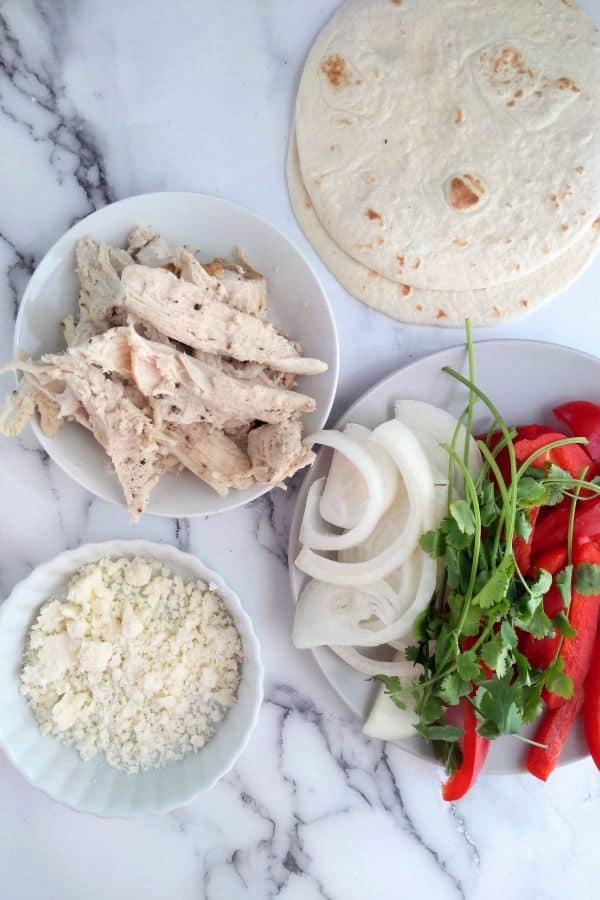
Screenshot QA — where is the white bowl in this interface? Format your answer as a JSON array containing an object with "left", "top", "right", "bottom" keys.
[
  {"left": 0, "top": 540, "right": 263, "bottom": 817},
  {"left": 13, "top": 192, "right": 339, "bottom": 517}
]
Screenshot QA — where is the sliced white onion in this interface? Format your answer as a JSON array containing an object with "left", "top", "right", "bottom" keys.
[
  {"left": 300, "top": 428, "right": 392, "bottom": 551},
  {"left": 296, "top": 419, "right": 435, "bottom": 586},
  {"left": 293, "top": 549, "right": 436, "bottom": 649},
  {"left": 319, "top": 423, "right": 397, "bottom": 529},
  {"left": 394, "top": 399, "right": 482, "bottom": 489}
]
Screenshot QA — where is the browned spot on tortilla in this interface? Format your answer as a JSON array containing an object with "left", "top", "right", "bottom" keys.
[
  {"left": 562, "top": 224, "right": 570, "bottom": 232},
  {"left": 447, "top": 175, "right": 485, "bottom": 210},
  {"left": 377, "top": 236, "right": 384, "bottom": 244},
  {"left": 580, "top": 209, "right": 587, "bottom": 217},
  {"left": 396, "top": 254, "right": 405, "bottom": 267},
  {"left": 368, "top": 269, "right": 379, "bottom": 278},
  {"left": 362, "top": 172, "right": 377, "bottom": 185},
  {"left": 514, "top": 89, "right": 524, "bottom": 99},
  {"left": 492, "top": 306, "right": 501, "bottom": 316},
  {"left": 557, "top": 77, "right": 580, "bottom": 93},
  {"left": 304, "top": 196, "right": 312, "bottom": 209},
  {"left": 337, "top": 117, "right": 352, "bottom": 125},
  {"left": 576, "top": 166, "right": 585, "bottom": 175},
  {"left": 163, "top": 262, "right": 178, "bottom": 275},
  {"left": 521, "top": 299, "right": 529, "bottom": 308},
  {"left": 373, "top": 66, "right": 381, "bottom": 77},
  {"left": 390, "top": 0, "right": 402, "bottom": 4},
  {"left": 593, "top": 217, "right": 600, "bottom": 229},
  {"left": 415, "top": 304, "right": 423, "bottom": 311},
  {"left": 436, "top": 310, "right": 448, "bottom": 320},
  {"left": 203, "top": 260, "right": 223, "bottom": 277},
  {"left": 330, "top": 143, "right": 340, "bottom": 152},
  {"left": 321, "top": 55, "right": 350, "bottom": 88},
  {"left": 355, "top": 79, "right": 362, "bottom": 86},
  {"left": 453, "top": 238, "right": 469, "bottom": 248},
  {"left": 454, "top": 108, "right": 463, "bottom": 125},
  {"left": 507, "top": 99, "right": 516, "bottom": 107},
  {"left": 413, "top": 258, "right": 421, "bottom": 269},
  {"left": 401, "top": 285, "right": 411, "bottom": 296},
  {"left": 365, "top": 208, "right": 383, "bottom": 223},
  {"left": 561, "top": 184, "right": 573, "bottom": 200},
  {"left": 505, "top": 238, "right": 513, "bottom": 245},
  {"left": 356, "top": 242, "right": 374, "bottom": 250}
]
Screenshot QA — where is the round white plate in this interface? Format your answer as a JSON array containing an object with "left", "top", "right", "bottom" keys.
[
  {"left": 0, "top": 540, "right": 263, "bottom": 817},
  {"left": 289, "top": 340, "right": 600, "bottom": 774},
  {"left": 14, "top": 192, "right": 339, "bottom": 517}
]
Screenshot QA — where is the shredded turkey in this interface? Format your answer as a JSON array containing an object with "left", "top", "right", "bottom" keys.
[{"left": 0, "top": 226, "right": 326, "bottom": 518}]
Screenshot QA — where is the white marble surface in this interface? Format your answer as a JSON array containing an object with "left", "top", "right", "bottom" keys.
[{"left": 1, "top": 1, "right": 600, "bottom": 898}]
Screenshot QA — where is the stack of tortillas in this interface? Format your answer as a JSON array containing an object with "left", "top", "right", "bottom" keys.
[{"left": 288, "top": 0, "right": 600, "bottom": 326}]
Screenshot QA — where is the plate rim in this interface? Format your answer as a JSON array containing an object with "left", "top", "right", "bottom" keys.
[
  {"left": 13, "top": 190, "right": 340, "bottom": 518},
  {"left": 288, "top": 337, "right": 600, "bottom": 774},
  {"left": 0, "top": 539, "right": 264, "bottom": 817}
]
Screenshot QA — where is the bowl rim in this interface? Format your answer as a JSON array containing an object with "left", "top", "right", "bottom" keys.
[
  {"left": 0, "top": 539, "right": 264, "bottom": 817},
  {"left": 13, "top": 190, "right": 340, "bottom": 518}
]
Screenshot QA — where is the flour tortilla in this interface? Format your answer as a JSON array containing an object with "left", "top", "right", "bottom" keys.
[
  {"left": 288, "top": 131, "right": 600, "bottom": 326},
  {"left": 295, "top": 0, "right": 600, "bottom": 291}
]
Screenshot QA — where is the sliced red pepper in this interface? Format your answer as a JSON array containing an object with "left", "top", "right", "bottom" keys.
[
  {"left": 526, "top": 689, "right": 584, "bottom": 781},
  {"left": 543, "top": 536, "right": 600, "bottom": 710},
  {"left": 583, "top": 635, "right": 600, "bottom": 769},
  {"left": 554, "top": 401, "right": 600, "bottom": 464},
  {"left": 531, "top": 496, "right": 600, "bottom": 559},
  {"left": 485, "top": 425, "right": 548, "bottom": 488},
  {"left": 583, "top": 632, "right": 600, "bottom": 769},
  {"left": 442, "top": 697, "right": 490, "bottom": 801},
  {"left": 514, "top": 430, "right": 592, "bottom": 479},
  {"left": 531, "top": 545, "right": 568, "bottom": 576}
]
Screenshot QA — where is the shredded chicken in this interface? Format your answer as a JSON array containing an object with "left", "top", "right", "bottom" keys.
[
  {"left": 122, "top": 265, "right": 327, "bottom": 375},
  {"left": 247, "top": 420, "right": 314, "bottom": 485},
  {"left": 0, "top": 227, "right": 326, "bottom": 518}
]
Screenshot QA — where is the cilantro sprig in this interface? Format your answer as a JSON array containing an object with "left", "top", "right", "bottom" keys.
[{"left": 377, "top": 320, "right": 597, "bottom": 771}]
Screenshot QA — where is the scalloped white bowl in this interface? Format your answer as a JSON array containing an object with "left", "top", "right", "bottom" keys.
[{"left": 0, "top": 541, "right": 263, "bottom": 817}]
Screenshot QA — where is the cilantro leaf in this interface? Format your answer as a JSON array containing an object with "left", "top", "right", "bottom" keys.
[
  {"left": 517, "top": 477, "right": 548, "bottom": 508},
  {"left": 480, "top": 634, "right": 511, "bottom": 678},
  {"left": 420, "top": 528, "right": 446, "bottom": 559},
  {"left": 545, "top": 657, "right": 574, "bottom": 699},
  {"left": 479, "top": 482, "right": 499, "bottom": 528},
  {"left": 476, "top": 679, "right": 524, "bottom": 737},
  {"left": 419, "top": 694, "right": 444, "bottom": 725},
  {"left": 520, "top": 683, "right": 544, "bottom": 724},
  {"left": 415, "top": 723, "right": 463, "bottom": 743},
  {"left": 516, "top": 509, "right": 534, "bottom": 542},
  {"left": 530, "top": 568, "right": 553, "bottom": 598},
  {"left": 556, "top": 565, "right": 573, "bottom": 607},
  {"left": 373, "top": 675, "right": 407, "bottom": 710},
  {"left": 437, "top": 672, "right": 472, "bottom": 706},
  {"left": 456, "top": 648, "right": 481, "bottom": 681},
  {"left": 553, "top": 612, "right": 577, "bottom": 638},
  {"left": 472, "top": 555, "right": 514, "bottom": 609},
  {"left": 575, "top": 563, "right": 600, "bottom": 596},
  {"left": 449, "top": 500, "right": 476, "bottom": 536}
]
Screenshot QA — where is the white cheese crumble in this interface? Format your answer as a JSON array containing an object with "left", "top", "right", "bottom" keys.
[{"left": 21, "top": 557, "right": 243, "bottom": 774}]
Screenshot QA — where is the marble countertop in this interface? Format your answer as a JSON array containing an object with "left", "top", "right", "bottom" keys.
[{"left": 1, "top": 1, "right": 600, "bottom": 898}]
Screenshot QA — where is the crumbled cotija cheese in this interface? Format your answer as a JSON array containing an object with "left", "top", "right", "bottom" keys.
[{"left": 21, "top": 557, "right": 243, "bottom": 773}]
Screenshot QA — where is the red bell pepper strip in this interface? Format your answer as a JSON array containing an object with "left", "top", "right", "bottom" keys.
[
  {"left": 554, "top": 401, "right": 600, "bottom": 464},
  {"left": 583, "top": 632, "right": 600, "bottom": 769},
  {"left": 514, "top": 431, "right": 592, "bottom": 478},
  {"left": 531, "top": 496, "right": 600, "bottom": 559},
  {"left": 485, "top": 425, "right": 548, "bottom": 487},
  {"left": 531, "top": 545, "right": 568, "bottom": 577},
  {"left": 544, "top": 536, "right": 600, "bottom": 710},
  {"left": 526, "top": 689, "right": 584, "bottom": 781},
  {"left": 442, "top": 697, "right": 490, "bottom": 801}
]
